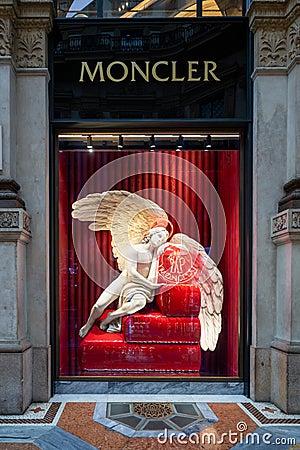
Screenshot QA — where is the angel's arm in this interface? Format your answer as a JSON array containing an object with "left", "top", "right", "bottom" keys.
[{"left": 125, "top": 256, "right": 162, "bottom": 289}]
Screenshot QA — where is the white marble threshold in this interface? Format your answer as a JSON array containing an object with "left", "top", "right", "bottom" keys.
[{"left": 50, "top": 394, "right": 249, "bottom": 403}]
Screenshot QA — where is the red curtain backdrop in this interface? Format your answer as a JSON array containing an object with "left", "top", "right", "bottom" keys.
[{"left": 59, "top": 149, "right": 239, "bottom": 376}]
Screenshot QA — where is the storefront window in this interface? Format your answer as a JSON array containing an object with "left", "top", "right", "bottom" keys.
[
  {"left": 56, "top": 0, "right": 242, "bottom": 18},
  {"left": 58, "top": 133, "right": 240, "bottom": 378}
]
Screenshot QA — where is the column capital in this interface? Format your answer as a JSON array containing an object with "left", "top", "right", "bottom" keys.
[
  {"left": 247, "top": 0, "right": 300, "bottom": 69},
  {"left": 0, "top": 0, "right": 54, "bottom": 67}
]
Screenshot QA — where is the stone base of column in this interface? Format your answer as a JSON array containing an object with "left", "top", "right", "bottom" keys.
[
  {"left": 271, "top": 341, "right": 300, "bottom": 414},
  {"left": 250, "top": 346, "right": 271, "bottom": 402},
  {"left": 0, "top": 341, "right": 32, "bottom": 414},
  {"left": 32, "top": 346, "right": 52, "bottom": 401}
]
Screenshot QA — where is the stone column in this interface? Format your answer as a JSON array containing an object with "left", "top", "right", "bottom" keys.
[
  {"left": 0, "top": 208, "right": 31, "bottom": 413},
  {"left": 271, "top": 208, "right": 300, "bottom": 413},
  {"left": 248, "top": 0, "right": 300, "bottom": 413},
  {"left": 0, "top": 0, "right": 53, "bottom": 414}
]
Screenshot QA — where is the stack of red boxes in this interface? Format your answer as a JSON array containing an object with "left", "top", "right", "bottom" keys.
[{"left": 79, "top": 246, "right": 201, "bottom": 374}]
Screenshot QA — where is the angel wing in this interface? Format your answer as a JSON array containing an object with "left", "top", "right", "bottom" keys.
[
  {"left": 72, "top": 190, "right": 168, "bottom": 271},
  {"left": 170, "top": 233, "right": 223, "bottom": 352}
]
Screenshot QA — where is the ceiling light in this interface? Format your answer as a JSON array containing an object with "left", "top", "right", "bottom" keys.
[
  {"left": 205, "top": 134, "right": 212, "bottom": 150},
  {"left": 150, "top": 134, "right": 156, "bottom": 151},
  {"left": 87, "top": 135, "right": 93, "bottom": 152},
  {"left": 176, "top": 134, "right": 184, "bottom": 151},
  {"left": 118, "top": 135, "right": 124, "bottom": 150}
]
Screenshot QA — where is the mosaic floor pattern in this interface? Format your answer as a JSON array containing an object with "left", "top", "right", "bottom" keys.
[
  {"left": 95, "top": 401, "right": 218, "bottom": 437},
  {"left": 0, "top": 400, "right": 299, "bottom": 449}
]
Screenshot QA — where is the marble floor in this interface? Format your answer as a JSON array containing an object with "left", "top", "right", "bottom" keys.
[{"left": 0, "top": 396, "right": 300, "bottom": 449}]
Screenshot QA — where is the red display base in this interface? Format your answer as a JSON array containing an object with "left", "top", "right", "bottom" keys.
[
  {"left": 123, "top": 310, "right": 200, "bottom": 344},
  {"left": 79, "top": 324, "right": 201, "bottom": 373},
  {"left": 156, "top": 285, "right": 201, "bottom": 317}
]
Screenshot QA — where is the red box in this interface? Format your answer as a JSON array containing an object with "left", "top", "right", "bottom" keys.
[
  {"left": 79, "top": 324, "right": 201, "bottom": 373},
  {"left": 156, "top": 285, "right": 201, "bottom": 317},
  {"left": 123, "top": 310, "right": 200, "bottom": 344}
]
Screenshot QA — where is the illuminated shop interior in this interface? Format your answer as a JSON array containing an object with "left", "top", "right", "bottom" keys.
[
  {"left": 57, "top": 132, "right": 241, "bottom": 379},
  {"left": 56, "top": 0, "right": 242, "bottom": 18}
]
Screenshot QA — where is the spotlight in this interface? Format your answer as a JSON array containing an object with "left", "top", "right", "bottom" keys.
[
  {"left": 205, "top": 134, "right": 212, "bottom": 150},
  {"left": 87, "top": 135, "right": 93, "bottom": 152},
  {"left": 150, "top": 134, "right": 156, "bottom": 151},
  {"left": 176, "top": 134, "right": 184, "bottom": 152},
  {"left": 118, "top": 135, "right": 123, "bottom": 150}
]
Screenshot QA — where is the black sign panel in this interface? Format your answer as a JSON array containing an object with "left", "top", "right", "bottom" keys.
[{"left": 52, "top": 20, "right": 249, "bottom": 120}]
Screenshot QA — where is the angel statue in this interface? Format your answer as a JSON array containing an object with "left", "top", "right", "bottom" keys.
[{"left": 72, "top": 190, "right": 223, "bottom": 351}]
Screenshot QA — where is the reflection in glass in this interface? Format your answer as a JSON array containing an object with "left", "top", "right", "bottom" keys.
[{"left": 57, "top": 0, "right": 242, "bottom": 17}]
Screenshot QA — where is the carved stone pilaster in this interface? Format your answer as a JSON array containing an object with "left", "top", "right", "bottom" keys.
[{"left": 0, "top": 205, "right": 31, "bottom": 414}]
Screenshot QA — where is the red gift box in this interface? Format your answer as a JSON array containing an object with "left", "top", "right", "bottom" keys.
[
  {"left": 79, "top": 324, "right": 201, "bottom": 373},
  {"left": 156, "top": 285, "right": 201, "bottom": 317},
  {"left": 123, "top": 310, "right": 200, "bottom": 344}
]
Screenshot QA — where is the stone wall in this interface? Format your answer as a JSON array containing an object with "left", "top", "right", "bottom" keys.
[
  {"left": 0, "top": 0, "right": 53, "bottom": 414},
  {"left": 248, "top": 0, "right": 300, "bottom": 413}
]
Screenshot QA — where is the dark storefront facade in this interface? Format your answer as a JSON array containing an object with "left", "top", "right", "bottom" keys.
[{"left": 51, "top": 15, "right": 252, "bottom": 384}]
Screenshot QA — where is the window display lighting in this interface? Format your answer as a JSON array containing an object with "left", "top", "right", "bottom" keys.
[
  {"left": 118, "top": 135, "right": 124, "bottom": 150},
  {"left": 87, "top": 135, "right": 93, "bottom": 152},
  {"left": 150, "top": 134, "right": 156, "bottom": 151}
]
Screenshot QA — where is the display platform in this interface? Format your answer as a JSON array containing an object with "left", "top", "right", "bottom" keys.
[{"left": 80, "top": 282, "right": 202, "bottom": 374}]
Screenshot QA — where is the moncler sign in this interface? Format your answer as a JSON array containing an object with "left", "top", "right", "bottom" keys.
[{"left": 79, "top": 60, "right": 221, "bottom": 83}]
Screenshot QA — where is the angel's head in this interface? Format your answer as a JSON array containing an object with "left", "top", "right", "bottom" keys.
[{"left": 142, "top": 227, "right": 169, "bottom": 248}]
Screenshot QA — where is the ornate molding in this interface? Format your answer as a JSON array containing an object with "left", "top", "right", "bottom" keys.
[
  {"left": 272, "top": 209, "right": 300, "bottom": 243},
  {"left": 292, "top": 211, "right": 300, "bottom": 228},
  {"left": 0, "top": 208, "right": 31, "bottom": 235},
  {"left": 272, "top": 211, "right": 288, "bottom": 234},
  {"left": 247, "top": 1, "right": 300, "bottom": 68},
  {"left": 288, "top": 19, "right": 300, "bottom": 61},
  {"left": 132, "top": 403, "right": 174, "bottom": 418},
  {"left": 259, "top": 28, "right": 287, "bottom": 67},
  {"left": 0, "top": 1, "right": 53, "bottom": 66},
  {"left": 16, "top": 28, "right": 45, "bottom": 68},
  {"left": 0, "top": 211, "right": 19, "bottom": 228},
  {"left": 0, "top": 18, "right": 13, "bottom": 57}
]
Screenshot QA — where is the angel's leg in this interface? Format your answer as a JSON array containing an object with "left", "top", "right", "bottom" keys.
[
  {"left": 79, "top": 275, "right": 127, "bottom": 338},
  {"left": 99, "top": 294, "right": 147, "bottom": 331}
]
